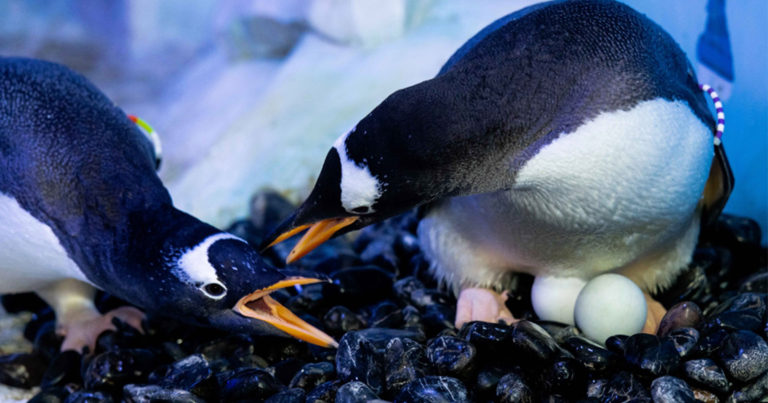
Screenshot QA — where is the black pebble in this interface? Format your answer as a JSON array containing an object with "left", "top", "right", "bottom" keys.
[
  {"left": 0, "top": 352, "right": 48, "bottom": 388},
  {"left": 82, "top": 348, "right": 158, "bottom": 391},
  {"left": 323, "top": 306, "right": 366, "bottom": 335},
  {"left": 495, "top": 371, "right": 533, "bottom": 403},
  {"left": 656, "top": 301, "right": 702, "bottom": 338},
  {"left": 664, "top": 327, "right": 699, "bottom": 358},
  {"left": 395, "top": 376, "right": 469, "bottom": 403},
  {"left": 63, "top": 390, "right": 114, "bottom": 403},
  {"left": 305, "top": 379, "right": 341, "bottom": 402},
  {"left": 335, "top": 331, "right": 384, "bottom": 394},
  {"left": 426, "top": 335, "right": 477, "bottom": 380},
  {"left": 623, "top": 334, "right": 680, "bottom": 377},
  {"left": 288, "top": 361, "right": 335, "bottom": 390},
  {"left": 563, "top": 336, "right": 616, "bottom": 374},
  {"left": 122, "top": 384, "right": 204, "bottom": 403},
  {"left": 717, "top": 329, "right": 768, "bottom": 382},
  {"left": 384, "top": 337, "right": 431, "bottom": 397},
  {"left": 601, "top": 371, "right": 650, "bottom": 402},
  {"left": 335, "top": 380, "right": 381, "bottom": 402},
  {"left": 217, "top": 367, "right": 284, "bottom": 401},
  {"left": 264, "top": 387, "right": 306, "bottom": 403},
  {"left": 649, "top": 376, "right": 696, "bottom": 403},
  {"left": 41, "top": 350, "right": 82, "bottom": 389},
  {"left": 683, "top": 358, "right": 731, "bottom": 394}
]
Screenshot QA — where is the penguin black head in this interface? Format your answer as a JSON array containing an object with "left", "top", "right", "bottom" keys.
[{"left": 129, "top": 225, "right": 337, "bottom": 348}]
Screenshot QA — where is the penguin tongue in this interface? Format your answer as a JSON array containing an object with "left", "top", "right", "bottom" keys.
[
  {"left": 284, "top": 217, "right": 358, "bottom": 263},
  {"left": 234, "top": 277, "right": 338, "bottom": 348}
]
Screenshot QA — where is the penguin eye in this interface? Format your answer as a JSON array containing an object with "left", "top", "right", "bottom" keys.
[
  {"left": 351, "top": 206, "right": 371, "bottom": 214},
  {"left": 201, "top": 283, "right": 227, "bottom": 299}
]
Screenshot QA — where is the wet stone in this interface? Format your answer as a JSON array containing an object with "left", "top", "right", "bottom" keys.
[
  {"left": 0, "top": 352, "right": 50, "bottom": 389},
  {"left": 458, "top": 321, "right": 513, "bottom": 359},
  {"left": 335, "top": 331, "right": 384, "bottom": 394},
  {"left": 563, "top": 336, "right": 616, "bottom": 374},
  {"left": 693, "top": 328, "right": 729, "bottom": 356},
  {"left": 122, "top": 384, "right": 205, "bottom": 403},
  {"left": 664, "top": 327, "right": 699, "bottom": 358},
  {"left": 369, "top": 301, "right": 403, "bottom": 328},
  {"left": 323, "top": 306, "right": 367, "bottom": 335},
  {"left": 384, "top": 337, "right": 431, "bottom": 396},
  {"left": 728, "top": 369, "right": 768, "bottom": 402},
  {"left": 703, "top": 309, "right": 764, "bottom": 334},
  {"left": 305, "top": 380, "right": 340, "bottom": 402},
  {"left": 496, "top": 371, "right": 533, "bottom": 403},
  {"left": 475, "top": 367, "right": 506, "bottom": 401},
  {"left": 149, "top": 354, "right": 215, "bottom": 398},
  {"left": 332, "top": 266, "right": 395, "bottom": 305},
  {"left": 602, "top": 371, "right": 650, "bottom": 402},
  {"left": 585, "top": 378, "right": 607, "bottom": 399},
  {"left": 394, "top": 277, "right": 425, "bottom": 304},
  {"left": 41, "top": 350, "right": 82, "bottom": 389},
  {"left": 511, "top": 320, "right": 559, "bottom": 362},
  {"left": 650, "top": 376, "right": 696, "bottom": 403},
  {"left": 604, "top": 335, "right": 627, "bottom": 355},
  {"left": 34, "top": 321, "right": 62, "bottom": 361},
  {"left": 360, "top": 238, "right": 399, "bottom": 272},
  {"left": 289, "top": 361, "right": 335, "bottom": 390},
  {"left": 683, "top": 358, "right": 731, "bottom": 394},
  {"left": 218, "top": 367, "right": 284, "bottom": 402},
  {"left": 335, "top": 381, "right": 380, "bottom": 402},
  {"left": 717, "top": 329, "right": 768, "bottom": 382},
  {"left": 422, "top": 304, "right": 455, "bottom": 336},
  {"left": 395, "top": 376, "right": 469, "bottom": 403},
  {"left": 64, "top": 390, "right": 114, "bottom": 403},
  {"left": 426, "top": 336, "right": 477, "bottom": 380},
  {"left": 543, "top": 357, "right": 584, "bottom": 396},
  {"left": 657, "top": 301, "right": 702, "bottom": 337},
  {"left": 402, "top": 305, "right": 424, "bottom": 331},
  {"left": 264, "top": 387, "right": 306, "bottom": 403},
  {"left": 269, "top": 358, "right": 306, "bottom": 386},
  {"left": 409, "top": 289, "right": 452, "bottom": 310},
  {"left": 83, "top": 348, "right": 159, "bottom": 391},
  {"left": 623, "top": 334, "right": 680, "bottom": 377}
]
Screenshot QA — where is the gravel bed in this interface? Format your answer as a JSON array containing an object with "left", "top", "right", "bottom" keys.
[{"left": 1, "top": 190, "right": 766, "bottom": 402}]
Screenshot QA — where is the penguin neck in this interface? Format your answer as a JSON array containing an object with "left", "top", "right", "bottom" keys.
[{"left": 81, "top": 205, "right": 222, "bottom": 301}]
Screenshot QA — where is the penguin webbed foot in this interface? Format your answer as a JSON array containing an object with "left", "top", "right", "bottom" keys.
[
  {"left": 641, "top": 293, "right": 666, "bottom": 335},
  {"left": 455, "top": 287, "right": 517, "bottom": 329},
  {"left": 58, "top": 306, "right": 145, "bottom": 354}
]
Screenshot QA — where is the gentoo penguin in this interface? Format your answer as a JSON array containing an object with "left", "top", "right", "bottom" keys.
[
  {"left": 263, "top": 0, "right": 733, "bottom": 334},
  {"left": 0, "top": 57, "right": 336, "bottom": 352}
]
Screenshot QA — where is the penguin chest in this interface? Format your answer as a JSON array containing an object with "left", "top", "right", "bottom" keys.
[
  {"left": 419, "top": 99, "right": 714, "bottom": 285},
  {"left": 0, "top": 193, "right": 89, "bottom": 293}
]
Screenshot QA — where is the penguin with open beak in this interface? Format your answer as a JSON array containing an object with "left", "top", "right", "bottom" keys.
[
  {"left": 0, "top": 57, "right": 336, "bottom": 352},
  {"left": 263, "top": 0, "right": 733, "bottom": 334}
]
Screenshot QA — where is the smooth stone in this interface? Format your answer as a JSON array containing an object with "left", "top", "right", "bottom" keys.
[
  {"left": 683, "top": 358, "right": 731, "bottom": 394},
  {"left": 28, "top": 387, "right": 69, "bottom": 403},
  {"left": 269, "top": 358, "right": 306, "bottom": 386},
  {"left": 543, "top": 357, "right": 584, "bottom": 396},
  {"left": 122, "top": 384, "right": 204, "bottom": 403},
  {"left": 475, "top": 367, "right": 506, "bottom": 401},
  {"left": 458, "top": 321, "right": 513, "bottom": 357},
  {"left": 402, "top": 305, "right": 424, "bottom": 332},
  {"left": 323, "top": 306, "right": 367, "bottom": 334},
  {"left": 650, "top": 376, "right": 696, "bottom": 403},
  {"left": 693, "top": 328, "right": 729, "bottom": 356},
  {"left": 691, "top": 388, "right": 719, "bottom": 403},
  {"left": 623, "top": 334, "right": 680, "bottom": 376},
  {"left": 353, "top": 328, "right": 426, "bottom": 349},
  {"left": 360, "top": 238, "right": 399, "bottom": 272},
  {"left": 426, "top": 336, "right": 477, "bottom": 380},
  {"left": 335, "top": 332, "right": 384, "bottom": 394},
  {"left": 369, "top": 301, "right": 403, "bottom": 328},
  {"left": 604, "top": 335, "right": 627, "bottom": 355},
  {"left": 394, "top": 277, "right": 425, "bottom": 304},
  {"left": 264, "top": 388, "right": 306, "bottom": 403},
  {"left": 384, "top": 337, "right": 431, "bottom": 396},
  {"left": 40, "top": 350, "right": 82, "bottom": 389},
  {"left": 394, "top": 232, "right": 421, "bottom": 260},
  {"left": 703, "top": 310, "right": 764, "bottom": 334},
  {"left": 305, "top": 380, "right": 341, "bottom": 403},
  {"left": 725, "top": 292, "right": 767, "bottom": 318},
  {"left": 332, "top": 266, "right": 395, "bottom": 304},
  {"left": 289, "top": 362, "right": 335, "bottom": 390},
  {"left": 717, "top": 330, "right": 768, "bottom": 382},
  {"left": 395, "top": 376, "right": 469, "bottom": 403},
  {"left": 510, "top": 321, "right": 559, "bottom": 362},
  {"left": 422, "top": 304, "right": 456, "bottom": 336},
  {"left": 63, "top": 390, "right": 114, "bottom": 403},
  {"left": 563, "top": 336, "right": 616, "bottom": 374},
  {"left": 602, "top": 371, "right": 651, "bottom": 402},
  {"left": 409, "top": 289, "right": 452, "bottom": 310},
  {"left": 664, "top": 327, "right": 699, "bottom": 358},
  {"left": 82, "top": 348, "right": 158, "bottom": 390},
  {"left": 496, "top": 372, "right": 533, "bottom": 403},
  {"left": 149, "top": 354, "right": 213, "bottom": 392},
  {"left": 218, "top": 368, "right": 284, "bottom": 401},
  {"left": 657, "top": 302, "right": 702, "bottom": 338},
  {"left": 335, "top": 381, "right": 380, "bottom": 402},
  {"left": 728, "top": 369, "right": 768, "bottom": 402},
  {"left": 286, "top": 283, "right": 334, "bottom": 315},
  {"left": 585, "top": 378, "right": 607, "bottom": 399}
]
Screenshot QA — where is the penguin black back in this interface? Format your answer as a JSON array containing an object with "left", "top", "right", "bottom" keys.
[{"left": 0, "top": 57, "right": 170, "bottom": 281}]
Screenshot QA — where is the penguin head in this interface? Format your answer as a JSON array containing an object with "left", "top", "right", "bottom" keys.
[{"left": 145, "top": 232, "right": 337, "bottom": 348}]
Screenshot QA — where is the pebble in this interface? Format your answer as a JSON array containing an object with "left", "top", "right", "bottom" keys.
[
  {"left": 717, "top": 329, "right": 768, "bottom": 382},
  {"left": 335, "top": 332, "right": 384, "bottom": 394},
  {"left": 265, "top": 387, "right": 306, "bottom": 403},
  {"left": 384, "top": 337, "right": 431, "bottom": 396},
  {"left": 395, "top": 376, "right": 469, "bottom": 403},
  {"left": 649, "top": 376, "right": 696, "bottom": 403},
  {"left": 664, "top": 327, "right": 699, "bottom": 358},
  {"left": 305, "top": 380, "right": 340, "bottom": 402},
  {"left": 122, "top": 384, "right": 205, "bottom": 403},
  {"left": 218, "top": 367, "right": 284, "bottom": 401},
  {"left": 562, "top": 336, "right": 616, "bottom": 374},
  {"left": 289, "top": 361, "right": 335, "bottom": 390},
  {"left": 335, "top": 381, "right": 380, "bottom": 402},
  {"left": 496, "top": 371, "right": 533, "bottom": 403},
  {"left": 683, "top": 358, "right": 731, "bottom": 394},
  {"left": 40, "top": 350, "right": 82, "bottom": 389},
  {"left": 623, "top": 334, "right": 680, "bottom": 376},
  {"left": 510, "top": 321, "right": 559, "bottom": 362},
  {"left": 323, "top": 306, "right": 367, "bottom": 335},
  {"left": 728, "top": 369, "right": 768, "bottom": 402},
  {"left": 426, "top": 336, "right": 477, "bottom": 380},
  {"left": 602, "top": 371, "right": 650, "bottom": 402},
  {"left": 332, "top": 266, "right": 395, "bottom": 304},
  {"left": 657, "top": 301, "right": 702, "bottom": 337}
]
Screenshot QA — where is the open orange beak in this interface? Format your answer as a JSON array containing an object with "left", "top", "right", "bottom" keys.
[
  {"left": 267, "top": 217, "right": 358, "bottom": 264},
  {"left": 234, "top": 277, "right": 338, "bottom": 348}
]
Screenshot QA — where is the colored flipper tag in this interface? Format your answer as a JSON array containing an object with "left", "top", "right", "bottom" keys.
[
  {"left": 696, "top": 0, "right": 733, "bottom": 100},
  {"left": 128, "top": 115, "right": 163, "bottom": 170},
  {"left": 699, "top": 83, "right": 734, "bottom": 226}
]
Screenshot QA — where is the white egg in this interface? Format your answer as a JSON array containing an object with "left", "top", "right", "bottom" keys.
[
  {"left": 531, "top": 276, "right": 587, "bottom": 325},
  {"left": 574, "top": 273, "right": 647, "bottom": 344}
]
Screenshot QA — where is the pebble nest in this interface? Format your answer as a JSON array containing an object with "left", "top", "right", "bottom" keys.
[{"left": 1, "top": 190, "right": 766, "bottom": 402}]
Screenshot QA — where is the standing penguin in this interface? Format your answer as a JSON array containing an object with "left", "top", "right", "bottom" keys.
[
  {"left": 0, "top": 57, "right": 336, "bottom": 352},
  {"left": 263, "top": 0, "right": 732, "bottom": 335}
]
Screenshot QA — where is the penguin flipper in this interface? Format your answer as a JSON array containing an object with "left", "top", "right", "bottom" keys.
[{"left": 701, "top": 142, "right": 734, "bottom": 226}]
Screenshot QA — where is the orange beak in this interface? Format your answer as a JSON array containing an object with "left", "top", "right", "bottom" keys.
[
  {"left": 234, "top": 277, "right": 338, "bottom": 348},
  {"left": 268, "top": 217, "right": 358, "bottom": 264}
]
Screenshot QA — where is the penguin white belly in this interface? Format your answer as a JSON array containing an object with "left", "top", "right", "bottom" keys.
[
  {"left": 418, "top": 99, "right": 713, "bottom": 293},
  {"left": 0, "top": 193, "right": 89, "bottom": 293}
]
